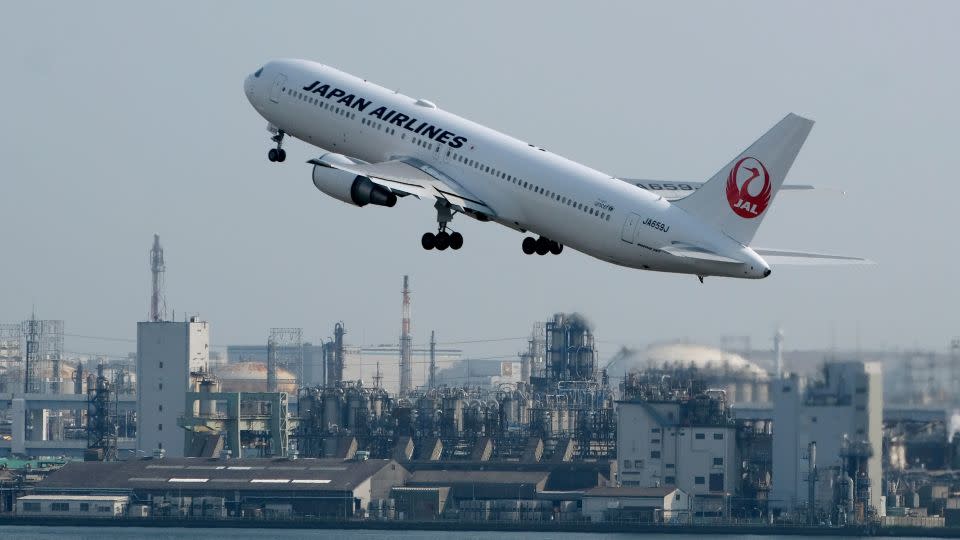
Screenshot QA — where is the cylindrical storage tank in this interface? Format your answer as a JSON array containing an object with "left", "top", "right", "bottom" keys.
[
  {"left": 323, "top": 392, "right": 341, "bottom": 430},
  {"left": 737, "top": 379, "right": 753, "bottom": 403},
  {"left": 200, "top": 380, "right": 217, "bottom": 416},
  {"left": 500, "top": 394, "right": 516, "bottom": 424},
  {"left": 756, "top": 381, "right": 770, "bottom": 403},
  {"left": 372, "top": 394, "right": 383, "bottom": 419},
  {"left": 347, "top": 392, "right": 363, "bottom": 430}
]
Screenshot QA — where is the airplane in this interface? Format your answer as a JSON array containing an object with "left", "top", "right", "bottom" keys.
[{"left": 243, "top": 59, "right": 867, "bottom": 281}]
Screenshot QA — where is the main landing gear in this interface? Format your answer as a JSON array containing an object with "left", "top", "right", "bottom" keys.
[
  {"left": 522, "top": 236, "right": 562, "bottom": 256},
  {"left": 267, "top": 130, "right": 287, "bottom": 162},
  {"left": 422, "top": 200, "right": 463, "bottom": 251},
  {"left": 421, "top": 230, "right": 463, "bottom": 251}
]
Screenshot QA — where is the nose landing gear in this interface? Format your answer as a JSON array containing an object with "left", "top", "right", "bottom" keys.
[
  {"left": 267, "top": 130, "right": 287, "bottom": 162},
  {"left": 522, "top": 236, "right": 562, "bottom": 256}
]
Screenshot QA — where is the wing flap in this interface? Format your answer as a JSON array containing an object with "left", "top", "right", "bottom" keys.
[
  {"left": 308, "top": 157, "right": 495, "bottom": 216},
  {"left": 754, "top": 248, "right": 872, "bottom": 265}
]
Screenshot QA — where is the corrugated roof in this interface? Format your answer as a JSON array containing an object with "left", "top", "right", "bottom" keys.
[
  {"left": 38, "top": 457, "right": 403, "bottom": 493},
  {"left": 408, "top": 469, "right": 548, "bottom": 486},
  {"left": 18, "top": 495, "right": 129, "bottom": 501},
  {"left": 584, "top": 486, "right": 680, "bottom": 498}
]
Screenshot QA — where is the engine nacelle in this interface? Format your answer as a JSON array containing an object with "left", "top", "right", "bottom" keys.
[{"left": 311, "top": 153, "right": 397, "bottom": 208}]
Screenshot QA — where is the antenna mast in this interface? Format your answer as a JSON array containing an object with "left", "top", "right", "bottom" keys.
[
  {"left": 399, "top": 275, "right": 412, "bottom": 395},
  {"left": 149, "top": 234, "right": 166, "bottom": 322}
]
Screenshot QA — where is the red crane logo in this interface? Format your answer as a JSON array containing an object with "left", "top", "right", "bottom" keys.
[{"left": 726, "top": 157, "right": 771, "bottom": 219}]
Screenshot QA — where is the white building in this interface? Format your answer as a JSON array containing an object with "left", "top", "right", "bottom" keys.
[
  {"left": 616, "top": 398, "right": 738, "bottom": 501},
  {"left": 771, "top": 361, "right": 883, "bottom": 514},
  {"left": 582, "top": 486, "right": 689, "bottom": 522},
  {"left": 16, "top": 494, "right": 129, "bottom": 517},
  {"left": 136, "top": 318, "right": 209, "bottom": 458}
]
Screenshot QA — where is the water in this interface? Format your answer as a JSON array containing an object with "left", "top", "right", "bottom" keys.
[{"left": 0, "top": 528, "right": 928, "bottom": 540}]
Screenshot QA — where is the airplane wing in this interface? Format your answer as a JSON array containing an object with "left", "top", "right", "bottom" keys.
[
  {"left": 307, "top": 156, "right": 496, "bottom": 218},
  {"left": 621, "top": 179, "right": 815, "bottom": 201},
  {"left": 753, "top": 248, "right": 872, "bottom": 265}
]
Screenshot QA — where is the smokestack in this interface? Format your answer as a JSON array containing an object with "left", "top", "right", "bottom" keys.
[
  {"left": 808, "top": 440, "right": 817, "bottom": 524},
  {"left": 399, "top": 275, "right": 412, "bottom": 395},
  {"left": 266, "top": 336, "right": 277, "bottom": 392}
]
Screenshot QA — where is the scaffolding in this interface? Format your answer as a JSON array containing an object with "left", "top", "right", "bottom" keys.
[
  {"left": 267, "top": 328, "right": 303, "bottom": 391},
  {"left": 86, "top": 362, "right": 118, "bottom": 461},
  {"left": 0, "top": 323, "right": 21, "bottom": 393},
  {"left": 21, "top": 317, "right": 63, "bottom": 394}
]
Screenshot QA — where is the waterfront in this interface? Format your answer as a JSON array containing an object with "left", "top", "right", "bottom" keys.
[{"left": 0, "top": 527, "right": 939, "bottom": 540}]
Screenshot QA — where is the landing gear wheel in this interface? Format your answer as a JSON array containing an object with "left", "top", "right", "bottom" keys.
[
  {"left": 434, "top": 231, "right": 450, "bottom": 251},
  {"left": 421, "top": 232, "right": 436, "bottom": 250},
  {"left": 449, "top": 232, "right": 463, "bottom": 250},
  {"left": 535, "top": 237, "right": 551, "bottom": 256},
  {"left": 549, "top": 241, "right": 563, "bottom": 255},
  {"left": 268, "top": 130, "right": 286, "bottom": 163},
  {"left": 522, "top": 237, "right": 537, "bottom": 255}
]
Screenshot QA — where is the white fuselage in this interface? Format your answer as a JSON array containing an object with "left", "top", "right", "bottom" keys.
[{"left": 244, "top": 59, "right": 769, "bottom": 279}]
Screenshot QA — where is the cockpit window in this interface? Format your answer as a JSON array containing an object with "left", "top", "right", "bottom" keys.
[{"left": 254, "top": 67, "right": 263, "bottom": 78}]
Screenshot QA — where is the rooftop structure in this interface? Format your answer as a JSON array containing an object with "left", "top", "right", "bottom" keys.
[{"left": 35, "top": 457, "right": 409, "bottom": 518}]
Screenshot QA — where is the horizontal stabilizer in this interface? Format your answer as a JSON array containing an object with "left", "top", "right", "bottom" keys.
[
  {"left": 623, "top": 179, "right": 816, "bottom": 201},
  {"left": 661, "top": 242, "right": 743, "bottom": 264},
  {"left": 754, "top": 248, "right": 872, "bottom": 265}
]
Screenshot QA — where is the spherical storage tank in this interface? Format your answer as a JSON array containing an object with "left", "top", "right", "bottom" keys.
[{"left": 213, "top": 362, "right": 297, "bottom": 393}]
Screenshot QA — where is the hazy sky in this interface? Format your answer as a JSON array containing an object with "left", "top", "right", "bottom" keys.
[{"left": 2, "top": 1, "right": 958, "bottom": 362}]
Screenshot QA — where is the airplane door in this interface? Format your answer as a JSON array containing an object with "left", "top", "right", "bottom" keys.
[
  {"left": 621, "top": 212, "right": 640, "bottom": 243},
  {"left": 270, "top": 74, "right": 287, "bottom": 104}
]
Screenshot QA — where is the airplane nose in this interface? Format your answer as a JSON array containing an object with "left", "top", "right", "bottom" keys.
[
  {"left": 244, "top": 74, "right": 254, "bottom": 100},
  {"left": 763, "top": 267, "right": 772, "bottom": 278}
]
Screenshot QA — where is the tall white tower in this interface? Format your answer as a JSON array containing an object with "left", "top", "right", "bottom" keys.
[
  {"left": 774, "top": 328, "right": 785, "bottom": 379},
  {"left": 136, "top": 317, "right": 209, "bottom": 458}
]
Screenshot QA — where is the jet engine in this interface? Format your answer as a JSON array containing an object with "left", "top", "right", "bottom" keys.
[{"left": 311, "top": 153, "right": 397, "bottom": 207}]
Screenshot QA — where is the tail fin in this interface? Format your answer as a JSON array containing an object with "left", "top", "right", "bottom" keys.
[{"left": 673, "top": 113, "right": 814, "bottom": 245}]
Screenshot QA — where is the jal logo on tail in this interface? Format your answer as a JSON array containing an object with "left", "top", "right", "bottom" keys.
[{"left": 725, "top": 157, "right": 771, "bottom": 218}]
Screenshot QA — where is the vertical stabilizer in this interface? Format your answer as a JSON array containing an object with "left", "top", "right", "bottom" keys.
[{"left": 673, "top": 114, "right": 814, "bottom": 245}]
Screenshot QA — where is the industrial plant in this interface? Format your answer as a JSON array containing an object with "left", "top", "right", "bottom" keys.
[{"left": 2, "top": 236, "right": 960, "bottom": 532}]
